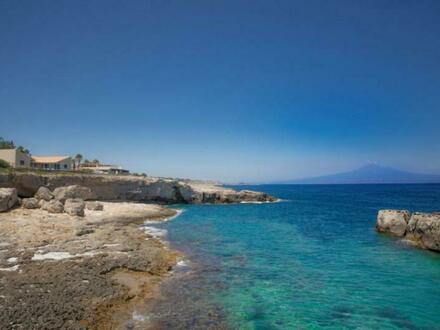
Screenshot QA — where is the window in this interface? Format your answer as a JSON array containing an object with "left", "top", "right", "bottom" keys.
[
  {"left": 64, "top": 164, "right": 68, "bottom": 169},
  {"left": 20, "top": 160, "right": 25, "bottom": 166}
]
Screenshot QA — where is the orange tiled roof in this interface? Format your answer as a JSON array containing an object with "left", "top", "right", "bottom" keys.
[{"left": 31, "top": 156, "right": 71, "bottom": 163}]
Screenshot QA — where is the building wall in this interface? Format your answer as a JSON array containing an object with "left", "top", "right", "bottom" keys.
[
  {"left": 0, "top": 149, "right": 17, "bottom": 167},
  {"left": 15, "top": 150, "right": 31, "bottom": 168},
  {"left": 32, "top": 158, "right": 73, "bottom": 171},
  {"left": 59, "top": 158, "right": 73, "bottom": 171},
  {"left": 0, "top": 149, "right": 31, "bottom": 168}
]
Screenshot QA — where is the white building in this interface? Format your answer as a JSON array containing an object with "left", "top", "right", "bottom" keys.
[
  {"left": 0, "top": 149, "right": 32, "bottom": 168},
  {"left": 31, "top": 156, "right": 73, "bottom": 171}
]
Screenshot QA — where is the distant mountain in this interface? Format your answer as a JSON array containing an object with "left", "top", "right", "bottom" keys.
[{"left": 279, "top": 164, "right": 440, "bottom": 184}]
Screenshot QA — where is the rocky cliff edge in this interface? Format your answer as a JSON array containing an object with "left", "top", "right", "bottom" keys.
[{"left": 0, "top": 172, "right": 276, "bottom": 204}]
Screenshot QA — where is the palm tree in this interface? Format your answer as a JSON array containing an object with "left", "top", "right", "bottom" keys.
[{"left": 74, "top": 154, "right": 83, "bottom": 170}]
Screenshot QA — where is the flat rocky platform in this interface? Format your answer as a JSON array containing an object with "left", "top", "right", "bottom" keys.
[
  {"left": 0, "top": 202, "right": 180, "bottom": 329},
  {"left": 0, "top": 171, "right": 276, "bottom": 328},
  {"left": 0, "top": 171, "right": 276, "bottom": 204}
]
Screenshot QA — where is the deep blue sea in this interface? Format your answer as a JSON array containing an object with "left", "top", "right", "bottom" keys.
[{"left": 148, "top": 184, "right": 440, "bottom": 329}]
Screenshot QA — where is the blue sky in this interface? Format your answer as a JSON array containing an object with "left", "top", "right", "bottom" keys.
[{"left": 1, "top": 0, "right": 439, "bottom": 182}]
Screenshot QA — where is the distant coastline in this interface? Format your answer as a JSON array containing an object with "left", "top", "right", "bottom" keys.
[{"left": 267, "top": 164, "right": 440, "bottom": 185}]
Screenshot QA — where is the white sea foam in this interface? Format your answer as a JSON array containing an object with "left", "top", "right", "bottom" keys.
[
  {"left": 142, "top": 208, "right": 183, "bottom": 240},
  {"left": 143, "top": 226, "right": 168, "bottom": 238},
  {"left": 240, "top": 201, "right": 266, "bottom": 204},
  {"left": 176, "top": 260, "right": 189, "bottom": 267},
  {"left": 240, "top": 198, "right": 284, "bottom": 204},
  {"left": 145, "top": 209, "right": 184, "bottom": 225},
  {"left": 165, "top": 209, "right": 184, "bottom": 221}
]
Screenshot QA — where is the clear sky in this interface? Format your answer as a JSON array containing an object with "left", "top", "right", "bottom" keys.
[{"left": 1, "top": 0, "right": 439, "bottom": 182}]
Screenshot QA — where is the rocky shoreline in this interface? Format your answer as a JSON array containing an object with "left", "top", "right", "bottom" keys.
[
  {"left": 0, "top": 172, "right": 276, "bottom": 204},
  {"left": 376, "top": 210, "right": 440, "bottom": 252},
  {"left": 0, "top": 173, "right": 276, "bottom": 329},
  {"left": 0, "top": 200, "right": 181, "bottom": 329}
]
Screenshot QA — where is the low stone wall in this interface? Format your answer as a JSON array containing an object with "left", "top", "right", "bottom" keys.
[
  {"left": 0, "top": 172, "right": 276, "bottom": 204},
  {"left": 376, "top": 210, "right": 440, "bottom": 252}
]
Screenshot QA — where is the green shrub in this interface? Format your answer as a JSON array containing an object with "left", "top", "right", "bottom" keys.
[{"left": 0, "top": 159, "right": 10, "bottom": 168}]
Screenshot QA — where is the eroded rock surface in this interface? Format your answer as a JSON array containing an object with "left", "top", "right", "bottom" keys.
[
  {"left": 406, "top": 212, "right": 440, "bottom": 251},
  {"left": 376, "top": 210, "right": 440, "bottom": 252},
  {"left": 22, "top": 197, "right": 39, "bottom": 209},
  {"left": 376, "top": 210, "right": 410, "bottom": 237},
  {"left": 0, "top": 202, "right": 178, "bottom": 329},
  {"left": 64, "top": 198, "right": 85, "bottom": 217},
  {"left": 86, "top": 201, "right": 104, "bottom": 211},
  {"left": 53, "top": 185, "right": 93, "bottom": 203},
  {"left": 0, "top": 173, "right": 276, "bottom": 204},
  {"left": 35, "top": 186, "right": 54, "bottom": 201},
  {"left": 0, "top": 188, "right": 18, "bottom": 212},
  {"left": 43, "top": 199, "right": 64, "bottom": 214}
]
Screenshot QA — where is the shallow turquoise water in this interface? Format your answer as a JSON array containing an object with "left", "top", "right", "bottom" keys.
[{"left": 158, "top": 184, "right": 440, "bottom": 329}]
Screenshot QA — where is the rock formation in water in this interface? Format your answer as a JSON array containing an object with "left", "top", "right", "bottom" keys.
[{"left": 376, "top": 210, "right": 440, "bottom": 252}]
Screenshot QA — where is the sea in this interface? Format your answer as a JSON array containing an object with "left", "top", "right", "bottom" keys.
[{"left": 143, "top": 184, "right": 440, "bottom": 329}]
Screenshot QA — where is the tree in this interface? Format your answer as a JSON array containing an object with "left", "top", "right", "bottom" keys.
[
  {"left": 0, "top": 159, "right": 10, "bottom": 168},
  {"left": 17, "top": 146, "right": 30, "bottom": 154},
  {"left": 84, "top": 159, "right": 90, "bottom": 164},
  {"left": 74, "top": 154, "right": 83, "bottom": 169},
  {"left": 92, "top": 159, "right": 99, "bottom": 165},
  {"left": 0, "top": 137, "right": 15, "bottom": 149}
]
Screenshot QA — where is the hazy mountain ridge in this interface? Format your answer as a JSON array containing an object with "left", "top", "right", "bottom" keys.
[{"left": 278, "top": 164, "right": 440, "bottom": 184}]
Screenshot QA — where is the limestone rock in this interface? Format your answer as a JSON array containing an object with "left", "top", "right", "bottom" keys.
[
  {"left": 22, "top": 198, "right": 40, "bottom": 209},
  {"left": 407, "top": 212, "right": 440, "bottom": 251},
  {"left": 143, "top": 180, "right": 178, "bottom": 202},
  {"left": 13, "top": 174, "right": 43, "bottom": 197},
  {"left": 34, "top": 187, "right": 54, "bottom": 201},
  {"left": 38, "top": 199, "right": 47, "bottom": 208},
  {"left": 64, "top": 198, "right": 85, "bottom": 217},
  {"left": 42, "top": 200, "right": 64, "bottom": 214},
  {"left": 85, "top": 201, "right": 104, "bottom": 211},
  {"left": 0, "top": 188, "right": 18, "bottom": 212},
  {"left": 198, "top": 189, "right": 276, "bottom": 204},
  {"left": 53, "top": 185, "right": 92, "bottom": 203},
  {"left": 0, "top": 173, "right": 276, "bottom": 204},
  {"left": 376, "top": 210, "right": 410, "bottom": 237},
  {"left": 177, "top": 184, "right": 200, "bottom": 203}
]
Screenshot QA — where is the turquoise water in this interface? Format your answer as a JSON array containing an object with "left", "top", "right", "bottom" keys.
[{"left": 155, "top": 184, "right": 440, "bottom": 329}]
